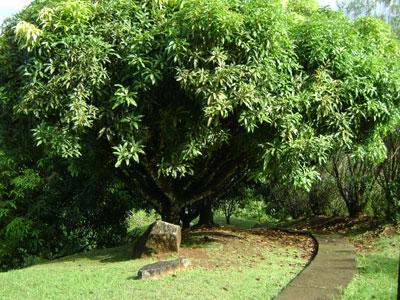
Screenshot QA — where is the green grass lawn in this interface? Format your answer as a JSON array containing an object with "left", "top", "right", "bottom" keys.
[
  {"left": 0, "top": 228, "right": 308, "bottom": 300},
  {"left": 214, "top": 214, "right": 260, "bottom": 229},
  {"left": 341, "top": 231, "right": 400, "bottom": 300}
]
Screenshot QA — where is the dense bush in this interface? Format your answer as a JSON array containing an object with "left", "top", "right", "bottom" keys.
[
  {"left": 0, "top": 151, "right": 44, "bottom": 269},
  {"left": 0, "top": 148, "right": 135, "bottom": 271}
]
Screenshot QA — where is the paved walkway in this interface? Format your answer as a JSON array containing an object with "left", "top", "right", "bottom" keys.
[{"left": 276, "top": 234, "right": 356, "bottom": 300}]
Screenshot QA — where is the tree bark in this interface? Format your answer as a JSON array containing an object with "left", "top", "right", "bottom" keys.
[
  {"left": 181, "top": 216, "right": 191, "bottom": 229},
  {"left": 197, "top": 198, "right": 215, "bottom": 226},
  {"left": 162, "top": 203, "right": 181, "bottom": 225},
  {"left": 346, "top": 198, "right": 366, "bottom": 218},
  {"left": 331, "top": 154, "right": 369, "bottom": 218},
  {"left": 180, "top": 205, "right": 200, "bottom": 229}
]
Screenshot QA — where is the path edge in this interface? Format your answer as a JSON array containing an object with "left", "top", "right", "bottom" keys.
[
  {"left": 251, "top": 226, "right": 320, "bottom": 300},
  {"left": 267, "top": 228, "right": 320, "bottom": 300}
]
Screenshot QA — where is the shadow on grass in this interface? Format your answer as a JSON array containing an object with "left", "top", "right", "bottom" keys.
[
  {"left": 43, "top": 228, "right": 236, "bottom": 265},
  {"left": 40, "top": 242, "right": 138, "bottom": 265},
  {"left": 358, "top": 254, "right": 399, "bottom": 276},
  {"left": 182, "top": 230, "right": 244, "bottom": 248}
]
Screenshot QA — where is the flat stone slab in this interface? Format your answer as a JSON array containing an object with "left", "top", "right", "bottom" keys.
[
  {"left": 137, "top": 257, "right": 190, "bottom": 279},
  {"left": 276, "top": 234, "right": 356, "bottom": 300}
]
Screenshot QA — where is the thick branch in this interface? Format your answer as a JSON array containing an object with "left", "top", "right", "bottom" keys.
[
  {"left": 141, "top": 157, "right": 179, "bottom": 202},
  {"left": 117, "top": 167, "right": 169, "bottom": 213},
  {"left": 185, "top": 157, "right": 246, "bottom": 205}
]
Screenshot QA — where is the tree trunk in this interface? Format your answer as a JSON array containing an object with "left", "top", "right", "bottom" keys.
[
  {"left": 197, "top": 198, "right": 215, "bottom": 226},
  {"left": 180, "top": 205, "right": 200, "bottom": 229},
  {"left": 225, "top": 214, "right": 231, "bottom": 225},
  {"left": 181, "top": 215, "right": 191, "bottom": 229},
  {"left": 116, "top": 149, "right": 249, "bottom": 229},
  {"left": 346, "top": 199, "right": 366, "bottom": 218},
  {"left": 162, "top": 203, "right": 181, "bottom": 225},
  {"left": 384, "top": 192, "right": 396, "bottom": 222}
]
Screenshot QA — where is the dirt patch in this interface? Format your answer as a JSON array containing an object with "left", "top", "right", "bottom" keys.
[
  {"left": 276, "top": 216, "right": 398, "bottom": 253},
  {"left": 382, "top": 225, "right": 398, "bottom": 237},
  {"left": 351, "top": 224, "right": 399, "bottom": 252},
  {"left": 150, "top": 227, "right": 315, "bottom": 270},
  {"left": 281, "top": 215, "right": 383, "bottom": 234}
]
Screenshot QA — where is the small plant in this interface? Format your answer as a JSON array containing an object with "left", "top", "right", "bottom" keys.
[
  {"left": 238, "top": 199, "right": 268, "bottom": 223},
  {"left": 126, "top": 209, "right": 159, "bottom": 239}
]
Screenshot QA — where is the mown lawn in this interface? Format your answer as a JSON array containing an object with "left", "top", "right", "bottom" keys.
[
  {"left": 342, "top": 230, "right": 400, "bottom": 300},
  {"left": 0, "top": 227, "right": 309, "bottom": 300}
]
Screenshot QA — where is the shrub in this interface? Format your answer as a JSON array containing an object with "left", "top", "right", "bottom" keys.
[
  {"left": 126, "top": 209, "right": 159, "bottom": 239},
  {"left": 0, "top": 149, "right": 135, "bottom": 271}
]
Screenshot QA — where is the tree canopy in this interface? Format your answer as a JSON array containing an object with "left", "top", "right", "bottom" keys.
[{"left": 1, "top": 0, "right": 400, "bottom": 223}]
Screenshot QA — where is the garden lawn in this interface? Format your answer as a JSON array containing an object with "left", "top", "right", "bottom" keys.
[
  {"left": 0, "top": 227, "right": 312, "bottom": 300},
  {"left": 341, "top": 229, "right": 400, "bottom": 300}
]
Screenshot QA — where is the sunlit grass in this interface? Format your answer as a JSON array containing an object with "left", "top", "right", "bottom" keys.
[
  {"left": 0, "top": 231, "right": 306, "bottom": 300},
  {"left": 341, "top": 233, "right": 400, "bottom": 300},
  {"left": 214, "top": 215, "right": 259, "bottom": 229}
]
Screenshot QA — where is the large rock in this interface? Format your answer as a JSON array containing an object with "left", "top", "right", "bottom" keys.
[
  {"left": 137, "top": 257, "right": 190, "bottom": 279},
  {"left": 134, "top": 221, "right": 182, "bottom": 257}
]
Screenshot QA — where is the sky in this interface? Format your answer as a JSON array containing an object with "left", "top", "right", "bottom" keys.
[
  {"left": 319, "top": 0, "right": 338, "bottom": 9},
  {"left": 0, "top": 0, "right": 32, "bottom": 24},
  {"left": 0, "top": 0, "right": 338, "bottom": 25}
]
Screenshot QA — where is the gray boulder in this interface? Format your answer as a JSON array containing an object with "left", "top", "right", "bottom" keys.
[
  {"left": 137, "top": 257, "right": 190, "bottom": 279},
  {"left": 134, "top": 221, "right": 182, "bottom": 257}
]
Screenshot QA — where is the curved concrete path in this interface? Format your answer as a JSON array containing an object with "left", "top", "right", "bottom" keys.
[{"left": 276, "top": 234, "right": 356, "bottom": 300}]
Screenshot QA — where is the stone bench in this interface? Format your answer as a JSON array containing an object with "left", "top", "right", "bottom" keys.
[{"left": 137, "top": 257, "right": 190, "bottom": 279}]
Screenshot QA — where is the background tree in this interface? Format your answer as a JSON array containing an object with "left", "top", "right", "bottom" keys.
[
  {"left": 338, "top": 0, "right": 400, "bottom": 37},
  {"left": 376, "top": 130, "right": 400, "bottom": 220},
  {"left": 216, "top": 183, "right": 248, "bottom": 225},
  {"left": 1, "top": 0, "right": 400, "bottom": 225},
  {"left": 337, "top": 0, "right": 400, "bottom": 220},
  {"left": 218, "top": 196, "right": 241, "bottom": 225},
  {"left": 330, "top": 151, "right": 378, "bottom": 217}
]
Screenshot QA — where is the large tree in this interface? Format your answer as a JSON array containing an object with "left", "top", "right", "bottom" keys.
[{"left": 1, "top": 0, "right": 400, "bottom": 224}]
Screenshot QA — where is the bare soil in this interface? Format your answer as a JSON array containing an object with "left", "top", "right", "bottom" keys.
[
  {"left": 150, "top": 226, "right": 316, "bottom": 270},
  {"left": 276, "top": 216, "right": 399, "bottom": 251}
]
